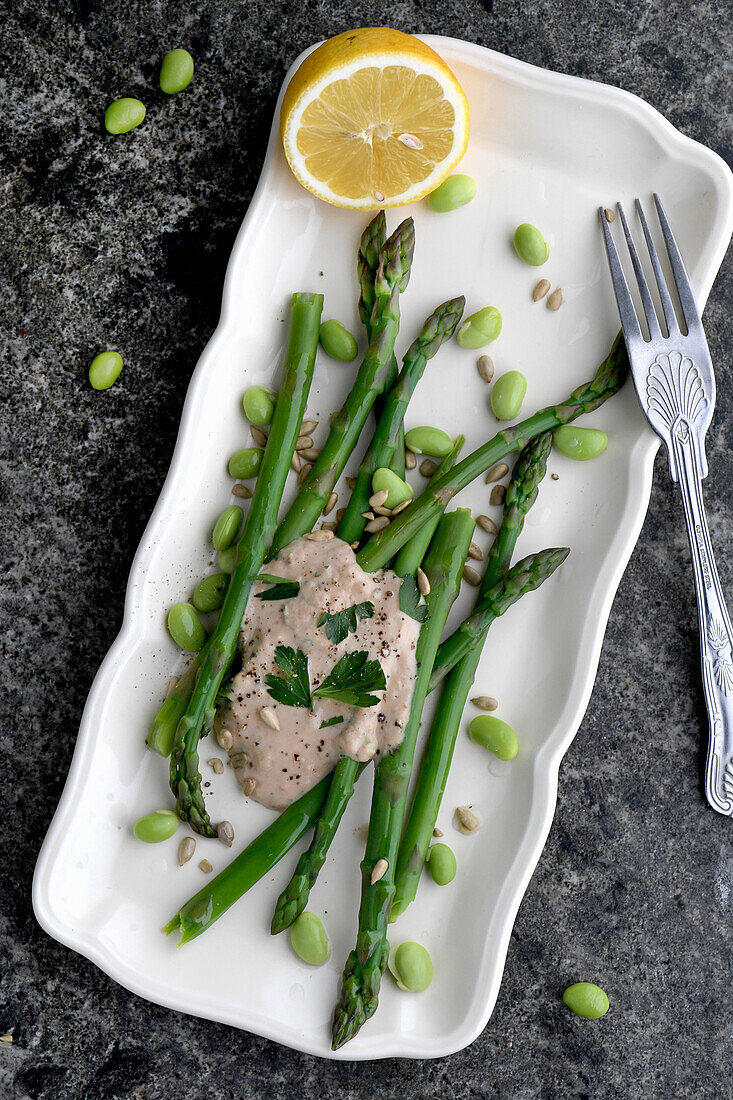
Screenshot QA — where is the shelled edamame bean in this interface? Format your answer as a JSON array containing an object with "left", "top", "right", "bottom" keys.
[
  {"left": 553, "top": 425, "right": 608, "bottom": 460},
  {"left": 88, "top": 351, "right": 123, "bottom": 390},
  {"left": 133, "top": 809, "right": 179, "bottom": 843},
  {"left": 104, "top": 98, "right": 146, "bottom": 135},
  {"left": 212, "top": 505, "right": 243, "bottom": 551},
  {"left": 242, "top": 386, "right": 275, "bottom": 426},
  {"left": 167, "top": 602, "right": 206, "bottom": 652},
  {"left": 404, "top": 426, "right": 453, "bottom": 458},
  {"left": 427, "top": 843, "right": 456, "bottom": 885},
  {"left": 427, "top": 174, "right": 477, "bottom": 213},
  {"left": 469, "top": 715, "right": 518, "bottom": 760},
  {"left": 513, "top": 223, "right": 549, "bottom": 266},
  {"left": 456, "top": 306, "right": 502, "bottom": 350},
  {"left": 159, "top": 48, "right": 194, "bottom": 94},
  {"left": 491, "top": 370, "right": 527, "bottom": 420},
  {"left": 372, "top": 467, "right": 413, "bottom": 508},
  {"left": 563, "top": 982, "right": 610, "bottom": 1019},
  {"left": 228, "top": 448, "right": 262, "bottom": 479},
  {"left": 289, "top": 911, "right": 331, "bottom": 965},
  {"left": 192, "top": 572, "right": 229, "bottom": 613},
  {"left": 319, "top": 319, "right": 358, "bottom": 361},
  {"left": 388, "top": 942, "right": 434, "bottom": 992}
]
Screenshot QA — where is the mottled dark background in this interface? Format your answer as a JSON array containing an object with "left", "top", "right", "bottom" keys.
[{"left": 2, "top": 1, "right": 732, "bottom": 1097}]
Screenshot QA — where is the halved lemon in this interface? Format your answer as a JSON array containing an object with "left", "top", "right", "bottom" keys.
[{"left": 280, "top": 27, "right": 470, "bottom": 209}]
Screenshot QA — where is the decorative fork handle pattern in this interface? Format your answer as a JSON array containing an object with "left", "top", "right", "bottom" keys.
[{"left": 672, "top": 425, "right": 733, "bottom": 815}]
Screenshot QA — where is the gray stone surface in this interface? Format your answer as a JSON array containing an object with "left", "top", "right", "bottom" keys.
[{"left": 1, "top": 1, "right": 732, "bottom": 1097}]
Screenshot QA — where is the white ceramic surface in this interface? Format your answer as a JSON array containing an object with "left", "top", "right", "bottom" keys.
[{"left": 33, "top": 37, "right": 733, "bottom": 1060}]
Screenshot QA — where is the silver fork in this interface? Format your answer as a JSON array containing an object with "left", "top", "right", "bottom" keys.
[{"left": 600, "top": 194, "right": 733, "bottom": 816}]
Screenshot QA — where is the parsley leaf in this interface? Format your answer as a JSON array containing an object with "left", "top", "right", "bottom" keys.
[
  {"left": 398, "top": 573, "right": 429, "bottom": 623},
  {"left": 265, "top": 646, "right": 312, "bottom": 708},
  {"left": 256, "top": 578, "right": 300, "bottom": 601},
  {"left": 317, "top": 601, "right": 374, "bottom": 645},
  {"left": 319, "top": 715, "right": 345, "bottom": 729},
  {"left": 313, "top": 651, "right": 386, "bottom": 708}
]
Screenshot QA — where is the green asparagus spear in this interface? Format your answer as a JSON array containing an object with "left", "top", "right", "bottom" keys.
[
  {"left": 357, "top": 334, "right": 629, "bottom": 573},
  {"left": 169, "top": 292, "right": 323, "bottom": 835},
  {"left": 429, "top": 545, "right": 569, "bottom": 693},
  {"left": 392, "top": 435, "right": 464, "bottom": 577},
  {"left": 268, "top": 218, "right": 416, "bottom": 557},
  {"left": 391, "top": 432, "right": 554, "bottom": 916},
  {"left": 164, "top": 772, "right": 333, "bottom": 945},
  {"left": 358, "top": 212, "right": 405, "bottom": 477},
  {"left": 147, "top": 650, "right": 204, "bottom": 756},
  {"left": 332, "top": 508, "right": 475, "bottom": 1050},
  {"left": 338, "top": 297, "right": 465, "bottom": 545}
]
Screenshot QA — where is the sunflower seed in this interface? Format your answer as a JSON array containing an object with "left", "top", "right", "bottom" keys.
[
  {"left": 476, "top": 514, "right": 498, "bottom": 535},
  {"left": 216, "top": 727, "right": 233, "bottom": 751},
  {"left": 321, "top": 521, "right": 338, "bottom": 532},
  {"left": 295, "top": 436, "right": 313, "bottom": 451},
  {"left": 232, "top": 483, "right": 252, "bottom": 499},
  {"left": 323, "top": 491, "right": 338, "bottom": 516},
  {"left": 290, "top": 451, "right": 301, "bottom": 473},
  {"left": 261, "top": 706, "right": 280, "bottom": 730},
  {"left": 405, "top": 450, "right": 417, "bottom": 470},
  {"left": 471, "top": 695, "right": 498, "bottom": 711},
  {"left": 362, "top": 511, "right": 375, "bottom": 521},
  {"left": 207, "top": 757, "right": 224, "bottom": 774},
  {"left": 463, "top": 564, "right": 482, "bottom": 586},
  {"left": 229, "top": 751, "right": 249, "bottom": 769},
  {"left": 346, "top": 476, "right": 357, "bottom": 490},
  {"left": 350, "top": 541, "right": 359, "bottom": 550},
  {"left": 468, "top": 541, "right": 483, "bottom": 561},
  {"left": 299, "top": 447, "right": 321, "bottom": 462},
  {"left": 551, "top": 472, "right": 559, "bottom": 480},
  {"left": 365, "top": 516, "right": 390, "bottom": 534},
  {"left": 199, "top": 859, "right": 213, "bottom": 873},
  {"left": 216, "top": 820, "right": 235, "bottom": 847},
  {"left": 300, "top": 419, "right": 318, "bottom": 436},
  {"left": 250, "top": 426, "right": 267, "bottom": 447},
  {"left": 373, "top": 504, "right": 392, "bottom": 516},
  {"left": 432, "top": 827, "right": 443, "bottom": 838},
  {"left": 178, "top": 837, "right": 196, "bottom": 866},
  {"left": 298, "top": 462, "right": 312, "bottom": 486},
  {"left": 485, "top": 462, "right": 509, "bottom": 483},
  {"left": 371, "top": 858, "right": 389, "bottom": 884},
  {"left": 242, "top": 777, "right": 256, "bottom": 796},
  {"left": 306, "top": 529, "right": 334, "bottom": 541},
  {"left": 391, "top": 499, "right": 410, "bottom": 515},
  {"left": 417, "top": 567, "right": 430, "bottom": 596},
  {"left": 547, "top": 287, "right": 563, "bottom": 311},
  {"left": 490, "top": 484, "right": 506, "bottom": 506},
  {"left": 369, "top": 489, "right": 389, "bottom": 510},
  {"left": 420, "top": 459, "right": 437, "bottom": 477},
  {"left": 454, "top": 806, "right": 479, "bottom": 834},
  {"left": 604, "top": 207, "right": 615, "bottom": 222},
  {"left": 532, "top": 278, "right": 551, "bottom": 302},
  {"left": 336, "top": 507, "right": 346, "bottom": 522},
  {"left": 477, "top": 354, "right": 494, "bottom": 383}
]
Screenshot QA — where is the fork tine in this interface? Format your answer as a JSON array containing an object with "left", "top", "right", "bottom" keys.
[
  {"left": 616, "top": 202, "right": 661, "bottom": 340},
  {"left": 598, "top": 208, "right": 642, "bottom": 344},
  {"left": 653, "top": 193, "right": 700, "bottom": 332},
  {"left": 634, "top": 199, "right": 679, "bottom": 337}
]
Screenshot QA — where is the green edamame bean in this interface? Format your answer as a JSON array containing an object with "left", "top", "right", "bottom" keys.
[
  {"left": 469, "top": 714, "right": 518, "bottom": 760},
  {"left": 427, "top": 174, "right": 477, "bottom": 213},
  {"left": 193, "top": 572, "right": 228, "bottom": 613},
  {"left": 553, "top": 425, "right": 608, "bottom": 461},
  {"left": 104, "top": 98, "right": 146, "bottom": 135},
  {"left": 563, "top": 982, "right": 610, "bottom": 1019},
  {"left": 159, "top": 48, "right": 194, "bottom": 94},
  {"left": 133, "top": 809, "right": 179, "bottom": 844},
  {"left": 513, "top": 222, "right": 550, "bottom": 266},
  {"left": 456, "top": 306, "right": 502, "bottom": 350},
  {"left": 228, "top": 448, "right": 262, "bottom": 480},
  {"left": 372, "top": 467, "right": 413, "bottom": 509},
  {"left": 212, "top": 505, "right": 243, "bottom": 551},
  {"left": 217, "top": 547, "right": 237, "bottom": 573},
  {"left": 167, "top": 602, "right": 206, "bottom": 652},
  {"left": 242, "top": 386, "right": 275, "bottom": 426},
  {"left": 319, "top": 319, "right": 358, "bottom": 361},
  {"left": 88, "top": 351, "right": 123, "bottom": 391},
  {"left": 404, "top": 426, "right": 453, "bottom": 458},
  {"left": 289, "top": 911, "right": 331, "bottom": 966},
  {"left": 428, "top": 843, "right": 456, "bottom": 885},
  {"left": 388, "top": 942, "right": 434, "bottom": 992},
  {"left": 491, "top": 370, "right": 527, "bottom": 420}
]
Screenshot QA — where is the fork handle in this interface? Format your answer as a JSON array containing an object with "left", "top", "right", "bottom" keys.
[{"left": 673, "top": 428, "right": 733, "bottom": 814}]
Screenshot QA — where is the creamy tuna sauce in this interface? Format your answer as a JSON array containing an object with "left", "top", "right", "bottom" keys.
[{"left": 215, "top": 535, "right": 420, "bottom": 810}]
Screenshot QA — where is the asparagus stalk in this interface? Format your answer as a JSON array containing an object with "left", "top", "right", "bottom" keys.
[
  {"left": 147, "top": 650, "right": 204, "bottom": 756},
  {"left": 332, "top": 508, "right": 475, "bottom": 1050},
  {"left": 163, "top": 772, "right": 333, "bottom": 944},
  {"left": 429, "top": 545, "right": 569, "bottom": 693},
  {"left": 268, "top": 218, "right": 416, "bottom": 557},
  {"left": 270, "top": 435, "right": 464, "bottom": 933},
  {"left": 358, "top": 212, "right": 405, "bottom": 477},
  {"left": 338, "top": 297, "right": 465, "bottom": 546},
  {"left": 391, "top": 432, "right": 555, "bottom": 916},
  {"left": 356, "top": 334, "right": 629, "bottom": 573},
  {"left": 169, "top": 292, "right": 323, "bottom": 835},
  {"left": 392, "top": 435, "right": 464, "bottom": 577}
]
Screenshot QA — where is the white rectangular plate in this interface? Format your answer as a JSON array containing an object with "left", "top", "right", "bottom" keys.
[{"left": 33, "top": 37, "right": 733, "bottom": 1060}]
